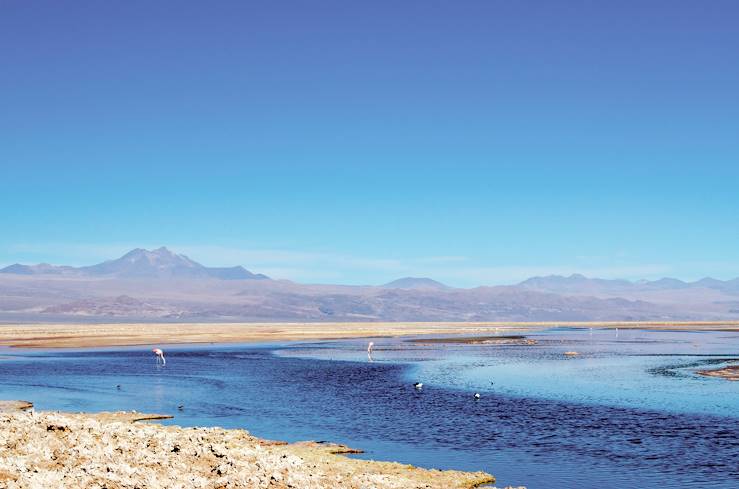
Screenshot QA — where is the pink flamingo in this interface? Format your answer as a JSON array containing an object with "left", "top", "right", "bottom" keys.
[{"left": 152, "top": 348, "right": 166, "bottom": 365}]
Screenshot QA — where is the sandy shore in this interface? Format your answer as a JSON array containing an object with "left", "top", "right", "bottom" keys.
[
  {"left": 406, "top": 335, "right": 537, "bottom": 346},
  {"left": 0, "top": 321, "right": 737, "bottom": 349},
  {"left": 697, "top": 365, "right": 739, "bottom": 381},
  {"left": 0, "top": 401, "right": 498, "bottom": 489}
]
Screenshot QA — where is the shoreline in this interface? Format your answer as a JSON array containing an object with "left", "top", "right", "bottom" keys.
[
  {"left": 697, "top": 365, "right": 739, "bottom": 381},
  {"left": 0, "top": 401, "right": 497, "bottom": 489},
  {"left": 0, "top": 320, "right": 737, "bottom": 349}
]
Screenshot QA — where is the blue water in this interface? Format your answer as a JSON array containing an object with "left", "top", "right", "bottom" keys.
[{"left": 1, "top": 328, "right": 738, "bottom": 488}]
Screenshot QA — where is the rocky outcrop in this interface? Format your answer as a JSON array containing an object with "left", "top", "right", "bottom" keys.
[{"left": 0, "top": 407, "right": 495, "bottom": 488}]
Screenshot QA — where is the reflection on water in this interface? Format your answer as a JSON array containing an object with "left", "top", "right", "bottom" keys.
[{"left": 0, "top": 328, "right": 737, "bottom": 488}]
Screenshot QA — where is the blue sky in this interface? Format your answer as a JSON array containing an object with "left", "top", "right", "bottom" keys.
[{"left": 1, "top": 1, "right": 738, "bottom": 286}]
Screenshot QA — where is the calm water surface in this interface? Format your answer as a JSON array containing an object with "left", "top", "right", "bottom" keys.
[{"left": 1, "top": 328, "right": 737, "bottom": 488}]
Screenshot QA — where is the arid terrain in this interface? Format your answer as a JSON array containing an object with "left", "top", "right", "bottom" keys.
[
  {"left": 2, "top": 248, "right": 739, "bottom": 323},
  {"left": 0, "top": 402, "right": 497, "bottom": 489},
  {"left": 0, "top": 321, "right": 737, "bottom": 349}
]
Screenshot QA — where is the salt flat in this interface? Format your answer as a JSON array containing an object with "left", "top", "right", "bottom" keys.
[{"left": 0, "top": 320, "right": 738, "bottom": 348}]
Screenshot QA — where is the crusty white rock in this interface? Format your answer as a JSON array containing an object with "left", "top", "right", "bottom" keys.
[{"left": 0, "top": 408, "right": 494, "bottom": 489}]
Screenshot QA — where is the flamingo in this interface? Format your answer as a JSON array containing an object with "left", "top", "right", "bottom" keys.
[{"left": 152, "top": 348, "right": 166, "bottom": 365}]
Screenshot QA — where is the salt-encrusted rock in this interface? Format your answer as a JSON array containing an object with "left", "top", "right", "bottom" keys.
[{"left": 0, "top": 407, "right": 495, "bottom": 488}]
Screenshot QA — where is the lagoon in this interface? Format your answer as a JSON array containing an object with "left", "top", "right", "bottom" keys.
[{"left": 1, "top": 328, "right": 737, "bottom": 488}]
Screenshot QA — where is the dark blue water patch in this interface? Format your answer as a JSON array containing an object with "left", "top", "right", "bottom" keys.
[
  {"left": 254, "top": 353, "right": 739, "bottom": 484},
  {"left": 0, "top": 345, "right": 737, "bottom": 488}
]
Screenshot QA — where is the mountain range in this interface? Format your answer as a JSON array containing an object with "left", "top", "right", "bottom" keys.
[
  {"left": 382, "top": 277, "right": 450, "bottom": 290},
  {"left": 518, "top": 273, "right": 739, "bottom": 295},
  {"left": 1, "top": 247, "right": 268, "bottom": 280},
  {"left": 1, "top": 248, "right": 738, "bottom": 322}
]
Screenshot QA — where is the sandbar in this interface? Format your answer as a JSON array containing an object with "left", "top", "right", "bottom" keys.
[
  {"left": 697, "top": 365, "right": 739, "bottom": 381},
  {"left": 406, "top": 335, "right": 537, "bottom": 345},
  {"left": 0, "top": 321, "right": 737, "bottom": 349}
]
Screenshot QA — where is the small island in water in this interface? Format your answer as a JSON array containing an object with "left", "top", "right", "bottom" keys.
[
  {"left": 406, "top": 335, "right": 537, "bottom": 346},
  {"left": 697, "top": 364, "right": 739, "bottom": 381}
]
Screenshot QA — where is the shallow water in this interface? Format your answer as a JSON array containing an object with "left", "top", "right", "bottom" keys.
[{"left": 1, "top": 328, "right": 737, "bottom": 488}]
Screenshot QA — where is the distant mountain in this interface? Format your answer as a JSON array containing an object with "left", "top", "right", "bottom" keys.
[
  {"left": 519, "top": 273, "right": 739, "bottom": 294},
  {"left": 382, "top": 277, "right": 450, "bottom": 290},
  {"left": 0, "top": 247, "right": 269, "bottom": 281},
  {"left": 79, "top": 247, "right": 205, "bottom": 278},
  {"left": 41, "top": 294, "right": 171, "bottom": 317},
  {"left": 518, "top": 274, "right": 633, "bottom": 294},
  {"left": 693, "top": 277, "right": 739, "bottom": 293},
  {"left": 646, "top": 277, "right": 689, "bottom": 289},
  {"left": 0, "top": 263, "right": 75, "bottom": 275},
  {"left": 206, "top": 266, "right": 269, "bottom": 280},
  {"left": 2, "top": 250, "right": 739, "bottom": 322},
  {"left": 694, "top": 277, "right": 727, "bottom": 288}
]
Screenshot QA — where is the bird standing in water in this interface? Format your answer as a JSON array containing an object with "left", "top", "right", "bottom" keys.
[{"left": 152, "top": 348, "right": 166, "bottom": 365}]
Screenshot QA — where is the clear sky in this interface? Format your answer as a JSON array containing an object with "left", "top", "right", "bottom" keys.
[{"left": 1, "top": 1, "right": 738, "bottom": 286}]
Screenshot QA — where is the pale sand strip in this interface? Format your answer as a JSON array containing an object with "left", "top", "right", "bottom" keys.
[
  {"left": 0, "top": 402, "right": 496, "bottom": 489},
  {"left": 0, "top": 321, "right": 738, "bottom": 349},
  {"left": 697, "top": 365, "right": 739, "bottom": 381}
]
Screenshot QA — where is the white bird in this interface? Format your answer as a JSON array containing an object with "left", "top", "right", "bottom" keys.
[
  {"left": 474, "top": 393, "right": 481, "bottom": 400},
  {"left": 367, "top": 341, "right": 374, "bottom": 353},
  {"left": 152, "top": 348, "right": 166, "bottom": 365},
  {"left": 414, "top": 382, "right": 423, "bottom": 389}
]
